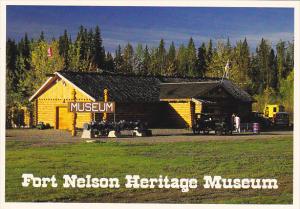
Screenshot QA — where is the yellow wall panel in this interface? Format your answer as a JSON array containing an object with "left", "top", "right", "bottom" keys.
[{"left": 36, "top": 79, "right": 92, "bottom": 130}]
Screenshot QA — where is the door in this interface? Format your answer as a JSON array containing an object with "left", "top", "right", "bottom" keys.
[{"left": 56, "top": 107, "right": 72, "bottom": 130}]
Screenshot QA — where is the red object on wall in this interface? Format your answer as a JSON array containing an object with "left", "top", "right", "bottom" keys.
[{"left": 47, "top": 47, "right": 53, "bottom": 57}]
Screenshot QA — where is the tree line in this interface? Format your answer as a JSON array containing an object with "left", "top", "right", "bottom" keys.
[{"left": 6, "top": 25, "right": 294, "bottom": 115}]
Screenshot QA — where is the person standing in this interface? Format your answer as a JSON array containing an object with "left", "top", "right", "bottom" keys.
[
  {"left": 235, "top": 114, "right": 241, "bottom": 133},
  {"left": 231, "top": 113, "right": 235, "bottom": 131}
]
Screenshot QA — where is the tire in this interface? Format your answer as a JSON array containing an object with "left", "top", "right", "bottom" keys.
[
  {"left": 203, "top": 130, "right": 209, "bottom": 135},
  {"left": 215, "top": 129, "right": 222, "bottom": 136}
]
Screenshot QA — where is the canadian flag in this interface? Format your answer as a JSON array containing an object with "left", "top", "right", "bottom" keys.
[{"left": 47, "top": 47, "right": 53, "bottom": 57}]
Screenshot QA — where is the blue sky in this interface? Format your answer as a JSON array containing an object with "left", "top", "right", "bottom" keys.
[{"left": 6, "top": 6, "right": 294, "bottom": 52}]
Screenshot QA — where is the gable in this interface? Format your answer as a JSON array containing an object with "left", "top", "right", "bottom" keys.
[
  {"left": 201, "top": 85, "right": 234, "bottom": 100},
  {"left": 38, "top": 78, "right": 90, "bottom": 100}
]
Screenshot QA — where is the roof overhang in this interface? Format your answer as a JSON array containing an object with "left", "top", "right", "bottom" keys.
[{"left": 29, "top": 72, "right": 96, "bottom": 102}]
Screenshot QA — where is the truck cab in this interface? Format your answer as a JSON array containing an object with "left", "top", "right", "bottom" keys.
[{"left": 264, "top": 104, "right": 289, "bottom": 126}]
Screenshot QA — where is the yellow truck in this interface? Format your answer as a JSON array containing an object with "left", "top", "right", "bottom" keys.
[{"left": 264, "top": 104, "right": 289, "bottom": 126}]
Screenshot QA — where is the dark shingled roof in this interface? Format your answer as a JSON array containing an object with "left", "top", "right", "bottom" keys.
[
  {"left": 57, "top": 71, "right": 254, "bottom": 103},
  {"left": 159, "top": 80, "right": 254, "bottom": 102},
  {"left": 58, "top": 71, "right": 161, "bottom": 103},
  {"left": 160, "top": 82, "right": 219, "bottom": 99}
]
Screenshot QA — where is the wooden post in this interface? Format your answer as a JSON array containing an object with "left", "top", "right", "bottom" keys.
[
  {"left": 103, "top": 89, "right": 108, "bottom": 121},
  {"left": 71, "top": 89, "right": 77, "bottom": 136}
]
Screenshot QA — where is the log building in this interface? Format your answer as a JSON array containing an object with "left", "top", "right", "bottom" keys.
[{"left": 29, "top": 71, "right": 255, "bottom": 129}]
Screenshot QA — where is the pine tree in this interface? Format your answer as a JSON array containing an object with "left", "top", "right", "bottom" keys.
[
  {"left": 197, "top": 43, "right": 207, "bottom": 77},
  {"left": 123, "top": 43, "right": 134, "bottom": 73},
  {"left": 39, "top": 31, "right": 45, "bottom": 42},
  {"left": 269, "top": 49, "right": 278, "bottom": 90},
  {"left": 177, "top": 44, "right": 188, "bottom": 76},
  {"left": 187, "top": 37, "right": 197, "bottom": 76},
  {"left": 276, "top": 40, "right": 285, "bottom": 81},
  {"left": 157, "top": 39, "right": 167, "bottom": 75},
  {"left": 18, "top": 33, "right": 31, "bottom": 72},
  {"left": 143, "top": 45, "right": 151, "bottom": 75},
  {"left": 257, "top": 38, "right": 271, "bottom": 90},
  {"left": 76, "top": 25, "right": 88, "bottom": 61},
  {"left": 114, "top": 45, "right": 125, "bottom": 72},
  {"left": 133, "top": 44, "right": 144, "bottom": 74},
  {"left": 6, "top": 39, "right": 18, "bottom": 92},
  {"left": 93, "top": 26, "right": 105, "bottom": 70},
  {"left": 58, "top": 29, "right": 70, "bottom": 69},
  {"left": 249, "top": 52, "right": 260, "bottom": 94},
  {"left": 284, "top": 41, "right": 294, "bottom": 78},
  {"left": 166, "top": 42, "right": 177, "bottom": 76},
  {"left": 206, "top": 39, "right": 213, "bottom": 67},
  {"left": 231, "top": 39, "right": 251, "bottom": 88},
  {"left": 104, "top": 52, "right": 115, "bottom": 72},
  {"left": 68, "top": 40, "right": 82, "bottom": 71}
]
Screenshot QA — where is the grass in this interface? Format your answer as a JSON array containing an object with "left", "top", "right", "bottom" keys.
[{"left": 5, "top": 136, "right": 293, "bottom": 203}]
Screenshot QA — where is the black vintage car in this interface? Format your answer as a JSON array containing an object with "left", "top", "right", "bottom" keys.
[{"left": 192, "top": 113, "right": 233, "bottom": 135}]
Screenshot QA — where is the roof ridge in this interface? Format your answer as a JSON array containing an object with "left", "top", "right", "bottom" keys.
[
  {"left": 160, "top": 81, "right": 219, "bottom": 85},
  {"left": 58, "top": 70, "right": 224, "bottom": 80}
]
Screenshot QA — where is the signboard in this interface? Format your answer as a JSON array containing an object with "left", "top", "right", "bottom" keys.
[{"left": 68, "top": 102, "right": 115, "bottom": 113}]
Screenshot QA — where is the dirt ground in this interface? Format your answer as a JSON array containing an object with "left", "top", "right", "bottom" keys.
[{"left": 5, "top": 128, "right": 293, "bottom": 146}]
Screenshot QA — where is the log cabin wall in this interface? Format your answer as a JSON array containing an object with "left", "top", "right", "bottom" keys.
[
  {"left": 158, "top": 100, "right": 194, "bottom": 128},
  {"left": 36, "top": 78, "right": 92, "bottom": 130}
]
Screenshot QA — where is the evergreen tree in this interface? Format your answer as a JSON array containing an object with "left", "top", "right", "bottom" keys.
[
  {"left": 18, "top": 33, "right": 31, "bottom": 72},
  {"left": 166, "top": 42, "right": 177, "bottom": 76},
  {"left": 68, "top": 39, "right": 82, "bottom": 71},
  {"left": 187, "top": 37, "right": 197, "bottom": 76},
  {"left": 39, "top": 31, "right": 45, "bottom": 42},
  {"left": 231, "top": 39, "right": 251, "bottom": 88},
  {"left": 276, "top": 40, "right": 285, "bottom": 81},
  {"left": 93, "top": 26, "right": 105, "bottom": 70},
  {"left": 6, "top": 39, "right": 18, "bottom": 92},
  {"left": 133, "top": 44, "right": 144, "bottom": 74},
  {"left": 58, "top": 29, "right": 70, "bottom": 69},
  {"left": 197, "top": 43, "right": 207, "bottom": 77},
  {"left": 104, "top": 52, "right": 115, "bottom": 72},
  {"left": 249, "top": 52, "right": 260, "bottom": 94},
  {"left": 284, "top": 41, "right": 294, "bottom": 78},
  {"left": 143, "top": 45, "right": 151, "bottom": 75},
  {"left": 256, "top": 38, "right": 271, "bottom": 90},
  {"left": 268, "top": 49, "right": 278, "bottom": 90},
  {"left": 157, "top": 39, "right": 167, "bottom": 75},
  {"left": 206, "top": 39, "right": 213, "bottom": 67},
  {"left": 177, "top": 44, "right": 188, "bottom": 76},
  {"left": 123, "top": 43, "right": 134, "bottom": 73},
  {"left": 76, "top": 25, "right": 88, "bottom": 61},
  {"left": 114, "top": 45, "right": 125, "bottom": 72}
]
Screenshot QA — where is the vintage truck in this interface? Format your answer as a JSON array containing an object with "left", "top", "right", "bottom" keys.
[{"left": 192, "top": 113, "right": 233, "bottom": 135}]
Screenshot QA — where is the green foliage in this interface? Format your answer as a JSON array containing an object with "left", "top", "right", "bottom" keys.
[
  {"left": 197, "top": 42, "right": 207, "bottom": 77},
  {"left": 177, "top": 44, "right": 188, "bottom": 76},
  {"left": 279, "top": 70, "right": 294, "bottom": 118},
  {"left": 30, "top": 40, "right": 64, "bottom": 93},
  {"left": 123, "top": 43, "right": 134, "bottom": 73},
  {"left": 166, "top": 42, "right": 177, "bottom": 76}
]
